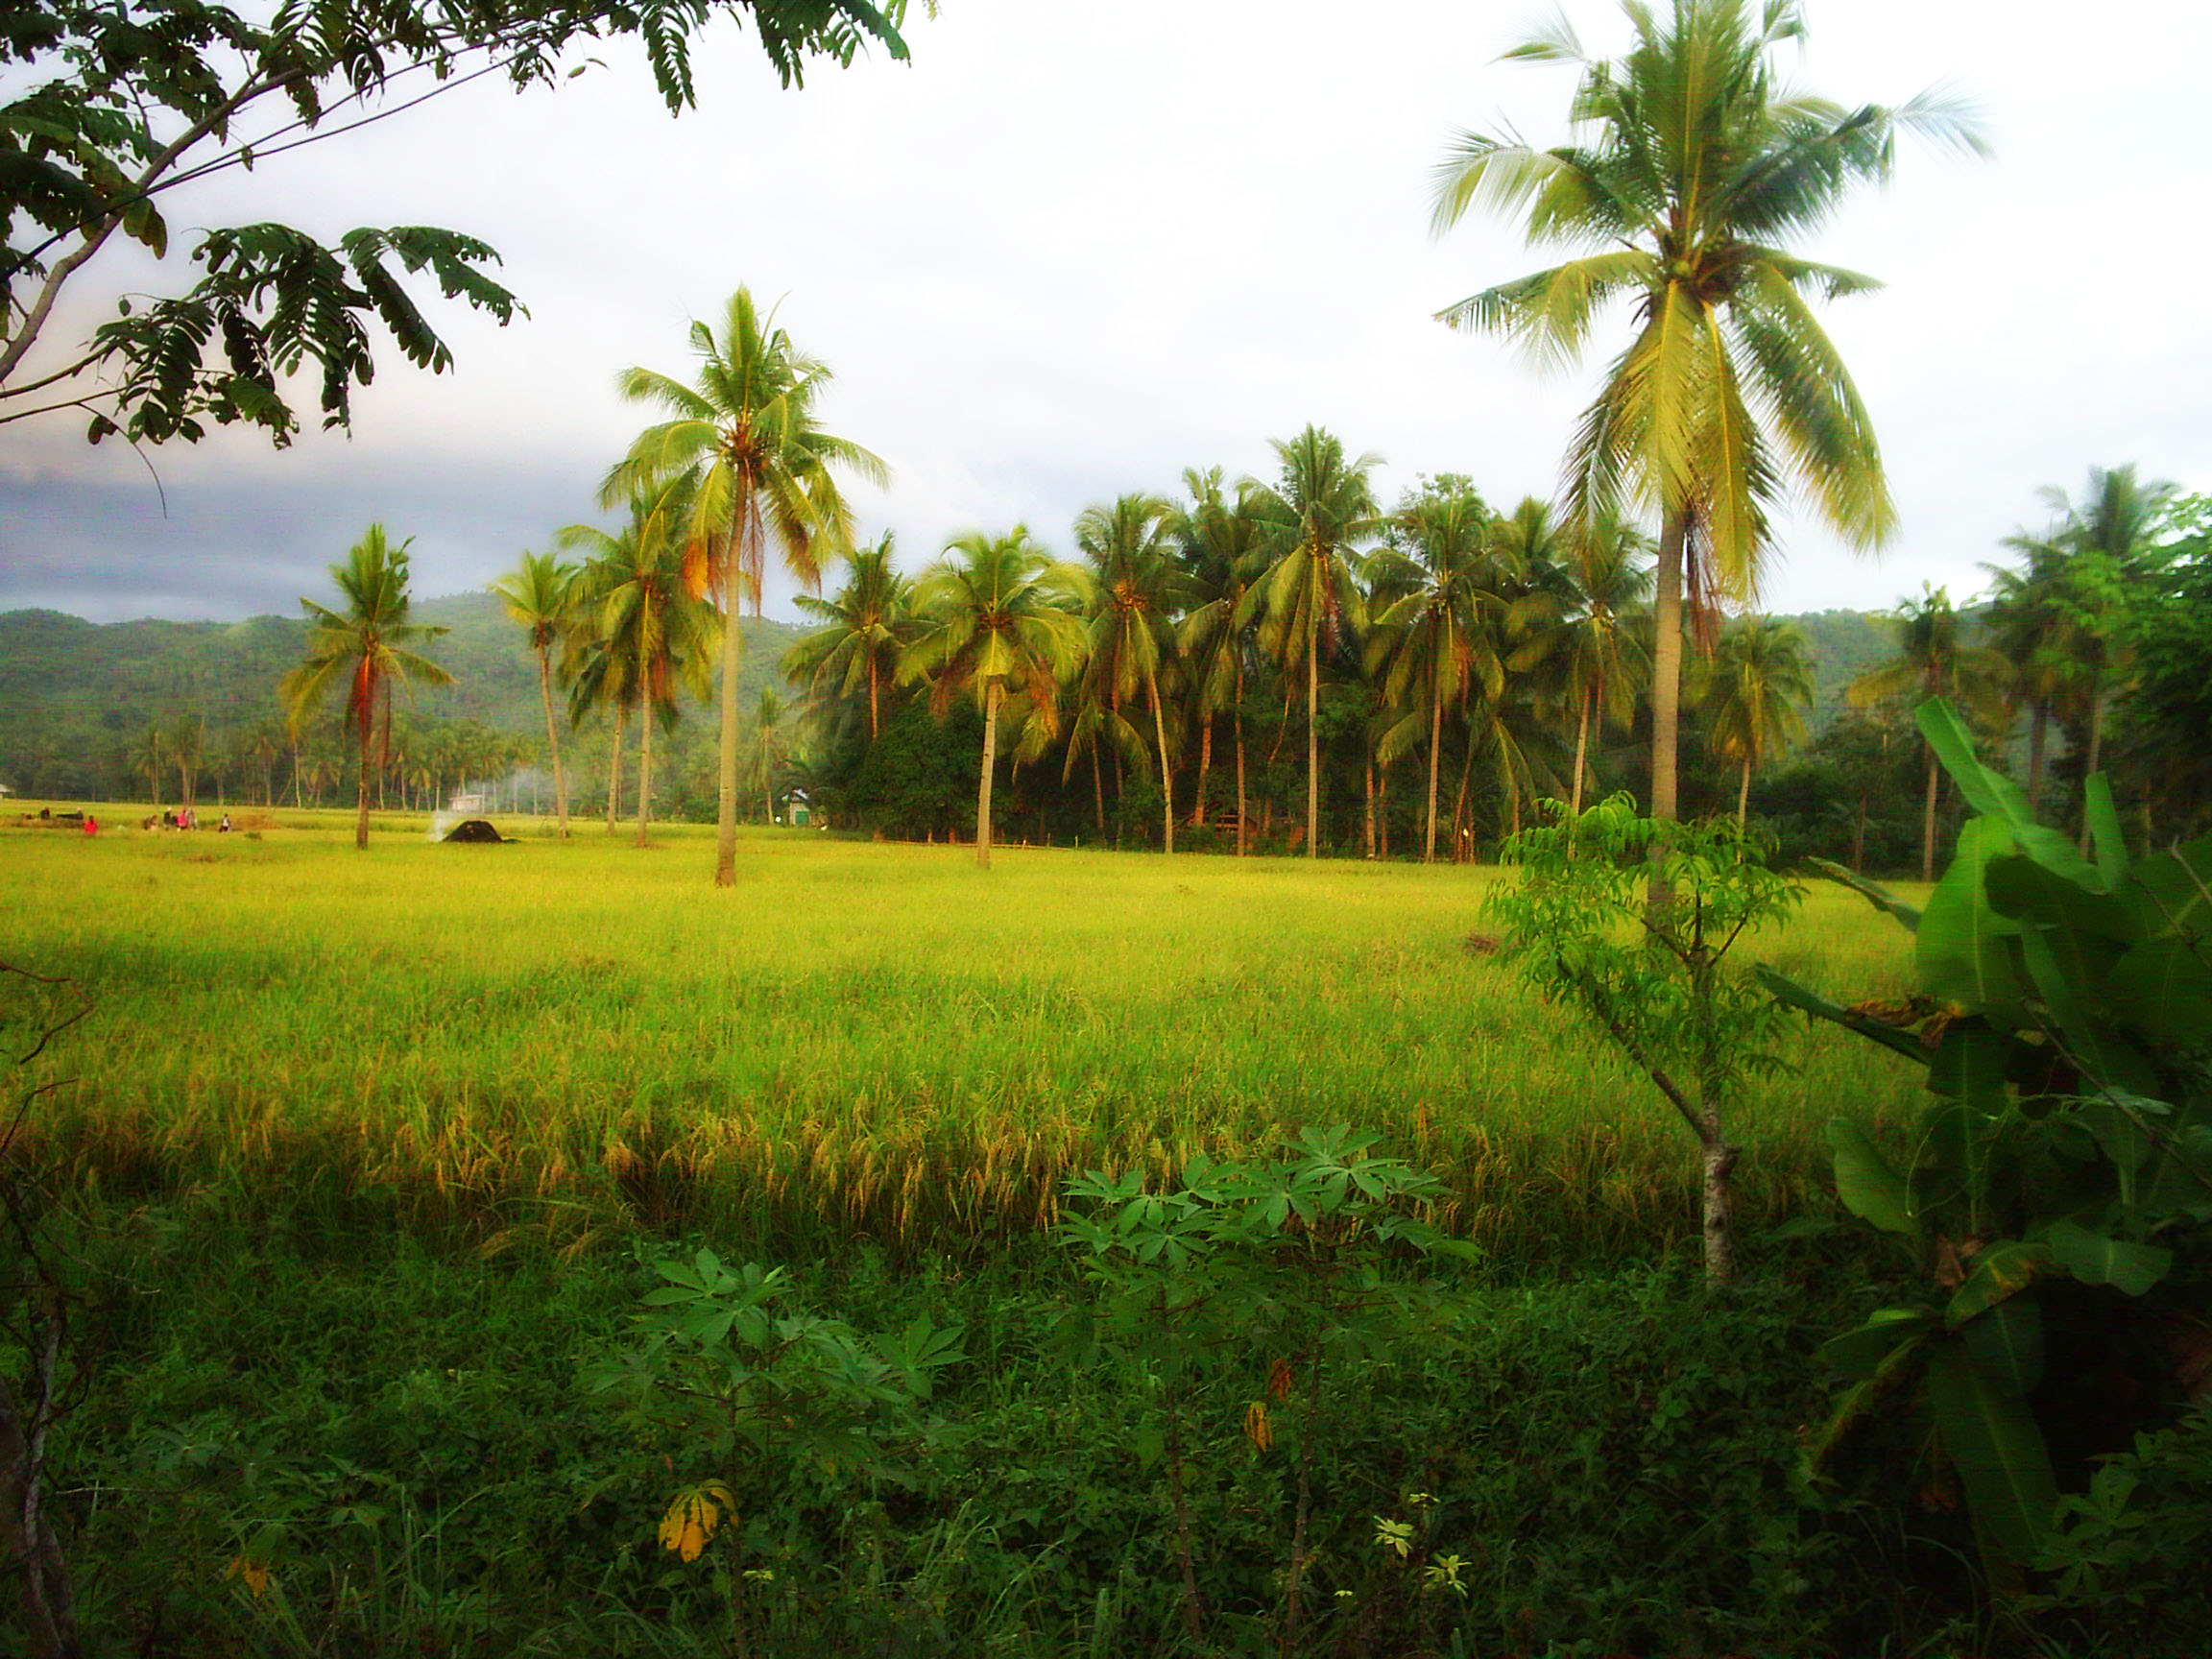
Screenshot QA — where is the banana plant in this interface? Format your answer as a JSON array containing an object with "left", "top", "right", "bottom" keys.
[{"left": 1760, "top": 698, "right": 2212, "bottom": 1571}]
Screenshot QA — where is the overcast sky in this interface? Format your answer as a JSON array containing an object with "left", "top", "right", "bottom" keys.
[{"left": 2, "top": 0, "right": 2205, "bottom": 624}]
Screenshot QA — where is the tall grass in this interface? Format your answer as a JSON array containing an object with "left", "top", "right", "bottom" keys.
[{"left": 3, "top": 814, "right": 1921, "bottom": 1264}]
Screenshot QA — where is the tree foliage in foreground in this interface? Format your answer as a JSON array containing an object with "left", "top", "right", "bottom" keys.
[{"left": 0, "top": 0, "right": 913, "bottom": 444}]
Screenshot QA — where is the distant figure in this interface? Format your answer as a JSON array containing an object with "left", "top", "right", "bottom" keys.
[
  {"left": 218, "top": 813, "right": 232, "bottom": 833},
  {"left": 82, "top": 814, "right": 98, "bottom": 837},
  {"left": 161, "top": 808, "right": 176, "bottom": 829}
]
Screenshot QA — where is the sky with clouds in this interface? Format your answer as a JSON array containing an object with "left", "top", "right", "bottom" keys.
[{"left": 1, "top": 0, "right": 2204, "bottom": 625}]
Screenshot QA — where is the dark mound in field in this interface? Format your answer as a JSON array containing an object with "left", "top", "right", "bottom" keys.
[{"left": 443, "top": 819, "right": 511, "bottom": 844}]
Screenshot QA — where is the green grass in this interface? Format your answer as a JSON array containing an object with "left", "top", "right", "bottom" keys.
[{"left": 3, "top": 808, "right": 1924, "bottom": 1263}]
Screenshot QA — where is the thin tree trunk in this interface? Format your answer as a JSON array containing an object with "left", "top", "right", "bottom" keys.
[
  {"left": 1378, "top": 767, "right": 1389, "bottom": 858},
  {"left": 1920, "top": 742, "right": 1939, "bottom": 883},
  {"left": 1189, "top": 715, "right": 1212, "bottom": 830},
  {"left": 607, "top": 709, "right": 626, "bottom": 835},
  {"left": 539, "top": 645, "right": 570, "bottom": 837},
  {"left": 1235, "top": 661, "right": 1248, "bottom": 857},
  {"left": 1362, "top": 760, "right": 1375, "bottom": 858},
  {"left": 1090, "top": 743, "right": 1106, "bottom": 835},
  {"left": 635, "top": 709, "right": 654, "bottom": 848},
  {"left": 976, "top": 681, "right": 1000, "bottom": 870},
  {"left": 1736, "top": 754, "right": 1752, "bottom": 830},
  {"left": 1647, "top": 507, "right": 1688, "bottom": 922},
  {"left": 1570, "top": 684, "right": 1593, "bottom": 818},
  {"left": 291, "top": 737, "right": 302, "bottom": 808},
  {"left": 1305, "top": 619, "right": 1320, "bottom": 859},
  {"left": 1424, "top": 685, "right": 1443, "bottom": 862},
  {"left": 713, "top": 519, "right": 747, "bottom": 887},
  {"left": 867, "top": 658, "right": 880, "bottom": 742},
  {"left": 1146, "top": 667, "right": 1174, "bottom": 854},
  {"left": 354, "top": 694, "right": 373, "bottom": 850},
  {"left": 1853, "top": 790, "right": 1868, "bottom": 875}
]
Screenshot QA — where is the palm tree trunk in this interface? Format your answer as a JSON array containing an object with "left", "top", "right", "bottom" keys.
[
  {"left": 976, "top": 681, "right": 1000, "bottom": 871},
  {"left": 1234, "top": 661, "right": 1247, "bottom": 857},
  {"left": 714, "top": 518, "right": 747, "bottom": 888},
  {"left": 607, "top": 709, "right": 625, "bottom": 835},
  {"left": 1146, "top": 667, "right": 1174, "bottom": 854},
  {"left": 1647, "top": 507, "right": 1688, "bottom": 922},
  {"left": 539, "top": 645, "right": 570, "bottom": 837},
  {"left": 353, "top": 696, "right": 373, "bottom": 851},
  {"left": 1305, "top": 618, "right": 1320, "bottom": 860},
  {"left": 1424, "top": 685, "right": 1444, "bottom": 862},
  {"left": 1920, "top": 742, "right": 1939, "bottom": 883},
  {"left": 1736, "top": 754, "right": 1752, "bottom": 830},
  {"left": 1570, "top": 684, "right": 1593, "bottom": 818},
  {"left": 867, "top": 659, "right": 880, "bottom": 742},
  {"left": 1189, "top": 715, "right": 1212, "bottom": 829},
  {"left": 635, "top": 709, "right": 654, "bottom": 848},
  {"left": 1090, "top": 744, "right": 1106, "bottom": 835},
  {"left": 290, "top": 737, "right": 302, "bottom": 809},
  {"left": 1362, "top": 760, "right": 1375, "bottom": 858},
  {"left": 1853, "top": 790, "right": 1868, "bottom": 875}
]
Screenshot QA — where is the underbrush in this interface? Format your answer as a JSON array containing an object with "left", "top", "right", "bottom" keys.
[{"left": 14, "top": 1210, "right": 2087, "bottom": 1658}]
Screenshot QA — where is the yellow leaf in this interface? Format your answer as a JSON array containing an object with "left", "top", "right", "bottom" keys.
[{"left": 224, "top": 1554, "right": 271, "bottom": 1597}]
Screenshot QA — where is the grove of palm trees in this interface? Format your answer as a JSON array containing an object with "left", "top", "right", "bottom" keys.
[{"left": 4, "top": 3, "right": 2209, "bottom": 1657}]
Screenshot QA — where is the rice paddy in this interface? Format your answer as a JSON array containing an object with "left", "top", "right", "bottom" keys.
[{"left": 3, "top": 810, "right": 1923, "bottom": 1263}]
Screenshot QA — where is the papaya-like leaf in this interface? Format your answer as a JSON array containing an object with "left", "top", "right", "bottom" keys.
[
  {"left": 1816, "top": 1307, "right": 1934, "bottom": 1381},
  {"left": 1805, "top": 856, "right": 1920, "bottom": 933},
  {"left": 1754, "top": 966, "right": 1933, "bottom": 1065},
  {"left": 2016, "top": 927, "right": 2162, "bottom": 1098},
  {"left": 1959, "top": 1295, "right": 2044, "bottom": 1398},
  {"left": 2045, "top": 1218, "right": 2172, "bottom": 1296},
  {"left": 1916, "top": 818, "right": 2025, "bottom": 1016},
  {"left": 1917, "top": 700, "right": 2106, "bottom": 892},
  {"left": 1945, "top": 1240, "right": 2054, "bottom": 1326},
  {"left": 1828, "top": 1118, "right": 1917, "bottom": 1237},
  {"left": 1926, "top": 1338, "right": 2060, "bottom": 1564},
  {"left": 2084, "top": 775, "right": 2128, "bottom": 892}
]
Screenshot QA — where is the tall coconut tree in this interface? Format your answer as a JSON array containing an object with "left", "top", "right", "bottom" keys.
[
  {"left": 1689, "top": 614, "right": 1815, "bottom": 826},
  {"left": 1540, "top": 509, "right": 1653, "bottom": 816},
  {"left": 490, "top": 549, "right": 581, "bottom": 836},
  {"left": 900, "top": 529, "right": 1091, "bottom": 870},
  {"left": 1848, "top": 586, "right": 2011, "bottom": 881},
  {"left": 561, "top": 478, "right": 715, "bottom": 848},
  {"left": 1172, "top": 468, "right": 1269, "bottom": 850},
  {"left": 783, "top": 532, "right": 913, "bottom": 742},
  {"left": 1363, "top": 486, "right": 1517, "bottom": 861},
  {"left": 279, "top": 525, "right": 452, "bottom": 851},
  {"left": 606, "top": 287, "right": 887, "bottom": 887},
  {"left": 1074, "top": 493, "right": 1189, "bottom": 854},
  {"left": 1431, "top": 0, "right": 1982, "bottom": 885},
  {"left": 1980, "top": 535, "right": 2077, "bottom": 808},
  {"left": 1245, "top": 425, "right": 1382, "bottom": 859}
]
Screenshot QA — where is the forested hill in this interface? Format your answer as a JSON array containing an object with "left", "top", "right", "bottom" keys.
[
  {"left": 0, "top": 592, "right": 802, "bottom": 800},
  {"left": 0, "top": 596, "right": 1893, "bottom": 801}
]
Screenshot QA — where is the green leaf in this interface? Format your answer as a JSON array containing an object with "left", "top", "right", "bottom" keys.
[
  {"left": 1754, "top": 967, "right": 1932, "bottom": 1066},
  {"left": 2131, "top": 835, "right": 2212, "bottom": 938},
  {"left": 2044, "top": 1219, "right": 2172, "bottom": 1296},
  {"left": 2104, "top": 935, "right": 2212, "bottom": 1047},
  {"left": 1828, "top": 1118, "right": 1917, "bottom": 1237},
  {"left": 1916, "top": 700, "right": 2106, "bottom": 892},
  {"left": 1927, "top": 1023, "right": 2009, "bottom": 1106},
  {"left": 1805, "top": 856, "right": 1920, "bottom": 933},
  {"left": 1816, "top": 1308, "right": 1933, "bottom": 1380},
  {"left": 1959, "top": 1296, "right": 2044, "bottom": 1398},
  {"left": 2084, "top": 775, "right": 2128, "bottom": 892},
  {"left": 1945, "top": 1241, "right": 2055, "bottom": 1326},
  {"left": 1926, "top": 1338, "right": 2060, "bottom": 1563},
  {"left": 1984, "top": 854, "right": 2145, "bottom": 945},
  {"left": 1916, "top": 818, "right": 2025, "bottom": 1016},
  {"left": 2015, "top": 927, "right": 2163, "bottom": 1098}
]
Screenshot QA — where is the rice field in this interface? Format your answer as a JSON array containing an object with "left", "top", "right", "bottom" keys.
[{"left": 1, "top": 808, "right": 1925, "bottom": 1263}]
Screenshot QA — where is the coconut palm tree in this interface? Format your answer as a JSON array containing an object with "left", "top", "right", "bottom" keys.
[
  {"left": 1363, "top": 487, "right": 1518, "bottom": 860},
  {"left": 783, "top": 532, "right": 913, "bottom": 743},
  {"left": 743, "top": 687, "right": 793, "bottom": 823},
  {"left": 1689, "top": 615, "right": 1815, "bottom": 826},
  {"left": 900, "top": 529, "right": 1091, "bottom": 870},
  {"left": 1246, "top": 426, "right": 1382, "bottom": 858},
  {"left": 561, "top": 478, "right": 716, "bottom": 848},
  {"left": 606, "top": 287, "right": 887, "bottom": 887},
  {"left": 1530, "top": 510, "right": 1653, "bottom": 817},
  {"left": 1431, "top": 0, "right": 1982, "bottom": 869},
  {"left": 1074, "top": 493, "right": 1189, "bottom": 854},
  {"left": 491, "top": 549, "right": 581, "bottom": 836},
  {"left": 1848, "top": 586, "right": 2011, "bottom": 881},
  {"left": 279, "top": 525, "right": 452, "bottom": 850},
  {"left": 1172, "top": 468, "right": 1269, "bottom": 850}
]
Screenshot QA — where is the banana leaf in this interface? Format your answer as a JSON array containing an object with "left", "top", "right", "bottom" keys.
[{"left": 1926, "top": 1338, "right": 2060, "bottom": 1564}]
